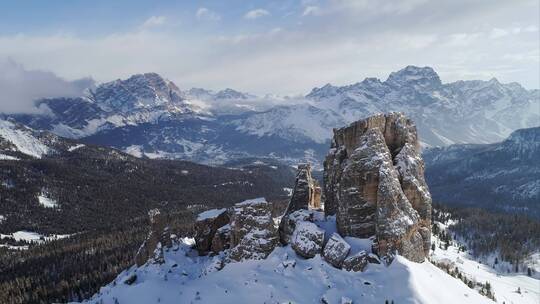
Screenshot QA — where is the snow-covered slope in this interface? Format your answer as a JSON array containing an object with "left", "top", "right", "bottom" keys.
[
  {"left": 80, "top": 217, "right": 494, "bottom": 304},
  {"left": 431, "top": 221, "right": 540, "bottom": 304},
  {"left": 0, "top": 119, "right": 51, "bottom": 159},
  {"left": 232, "top": 104, "right": 345, "bottom": 144},
  {"left": 81, "top": 240, "right": 493, "bottom": 304}
]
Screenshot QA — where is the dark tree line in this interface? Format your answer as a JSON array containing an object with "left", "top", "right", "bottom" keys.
[
  {"left": 0, "top": 210, "right": 194, "bottom": 304},
  {"left": 0, "top": 146, "right": 294, "bottom": 303}
]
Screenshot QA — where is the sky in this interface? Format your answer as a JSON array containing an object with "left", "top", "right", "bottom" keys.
[{"left": 0, "top": 0, "right": 538, "bottom": 103}]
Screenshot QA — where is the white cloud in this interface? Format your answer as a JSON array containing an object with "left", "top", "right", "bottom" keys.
[
  {"left": 244, "top": 9, "right": 270, "bottom": 20},
  {"left": 447, "top": 32, "right": 482, "bottom": 46},
  {"left": 490, "top": 28, "right": 509, "bottom": 39},
  {"left": 302, "top": 6, "right": 321, "bottom": 16},
  {"left": 141, "top": 16, "right": 166, "bottom": 28},
  {"left": 523, "top": 25, "right": 539, "bottom": 32},
  {"left": 0, "top": 59, "right": 94, "bottom": 113},
  {"left": 0, "top": 0, "right": 537, "bottom": 97},
  {"left": 196, "top": 7, "right": 220, "bottom": 21}
]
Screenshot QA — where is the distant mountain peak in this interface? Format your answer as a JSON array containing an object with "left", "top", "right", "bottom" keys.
[
  {"left": 306, "top": 83, "right": 339, "bottom": 99},
  {"left": 386, "top": 65, "right": 442, "bottom": 88},
  {"left": 215, "top": 88, "right": 250, "bottom": 100},
  {"left": 89, "top": 72, "right": 184, "bottom": 112}
]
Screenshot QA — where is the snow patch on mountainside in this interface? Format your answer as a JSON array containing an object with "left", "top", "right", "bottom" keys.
[
  {"left": 38, "top": 194, "right": 59, "bottom": 208},
  {"left": 233, "top": 104, "right": 344, "bottom": 144},
  {"left": 0, "top": 154, "right": 19, "bottom": 160},
  {"left": 0, "top": 231, "right": 70, "bottom": 243},
  {"left": 0, "top": 120, "right": 50, "bottom": 158}
]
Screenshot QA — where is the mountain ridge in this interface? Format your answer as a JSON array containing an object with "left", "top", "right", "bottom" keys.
[{"left": 3, "top": 66, "right": 538, "bottom": 166}]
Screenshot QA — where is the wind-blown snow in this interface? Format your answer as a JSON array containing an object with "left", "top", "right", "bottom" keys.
[{"left": 0, "top": 120, "right": 50, "bottom": 158}]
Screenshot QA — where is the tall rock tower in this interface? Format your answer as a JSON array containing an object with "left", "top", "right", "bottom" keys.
[{"left": 323, "top": 113, "right": 431, "bottom": 262}]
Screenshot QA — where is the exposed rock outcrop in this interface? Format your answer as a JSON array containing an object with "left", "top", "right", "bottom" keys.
[
  {"left": 291, "top": 221, "right": 325, "bottom": 258},
  {"left": 210, "top": 224, "right": 231, "bottom": 253},
  {"left": 323, "top": 233, "right": 351, "bottom": 268},
  {"left": 279, "top": 209, "right": 314, "bottom": 244},
  {"left": 279, "top": 164, "right": 319, "bottom": 243},
  {"left": 135, "top": 209, "right": 171, "bottom": 266},
  {"left": 194, "top": 208, "right": 230, "bottom": 255},
  {"left": 323, "top": 113, "right": 431, "bottom": 263},
  {"left": 342, "top": 251, "right": 368, "bottom": 272},
  {"left": 229, "top": 198, "right": 278, "bottom": 261},
  {"left": 282, "top": 164, "right": 316, "bottom": 215}
]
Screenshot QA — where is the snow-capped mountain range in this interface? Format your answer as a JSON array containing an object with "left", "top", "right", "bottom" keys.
[{"left": 5, "top": 66, "right": 539, "bottom": 166}]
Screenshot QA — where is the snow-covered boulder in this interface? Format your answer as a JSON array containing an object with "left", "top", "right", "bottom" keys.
[
  {"left": 291, "top": 221, "right": 325, "bottom": 258},
  {"left": 279, "top": 209, "right": 314, "bottom": 244},
  {"left": 342, "top": 250, "right": 368, "bottom": 272},
  {"left": 229, "top": 198, "right": 278, "bottom": 261},
  {"left": 323, "top": 233, "right": 351, "bottom": 268},
  {"left": 194, "top": 208, "right": 230, "bottom": 255}
]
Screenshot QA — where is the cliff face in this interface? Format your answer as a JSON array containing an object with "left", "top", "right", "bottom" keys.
[
  {"left": 135, "top": 209, "right": 171, "bottom": 266},
  {"left": 323, "top": 112, "right": 431, "bottom": 262}
]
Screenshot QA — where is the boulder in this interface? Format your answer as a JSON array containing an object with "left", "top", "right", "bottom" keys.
[
  {"left": 135, "top": 209, "right": 171, "bottom": 266},
  {"left": 210, "top": 224, "right": 231, "bottom": 253},
  {"left": 291, "top": 221, "right": 325, "bottom": 258},
  {"left": 194, "top": 208, "right": 230, "bottom": 255},
  {"left": 279, "top": 209, "right": 314, "bottom": 244},
  {"left": 229, "top": 198, "right": 278, "bottom": 261},
  {"left": 323, "top": 233, "right": 351, "bottom": 268},
  {"left": 322, "top": 113, "right": 432, "bottom": 263},
  {"left": 342, "top": 251, "right": 368, "bottom": 272}
]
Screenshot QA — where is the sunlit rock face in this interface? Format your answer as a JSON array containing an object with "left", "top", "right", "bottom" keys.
[{"left": 323, "top": 112, "right": 431, "bottom": 262}]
